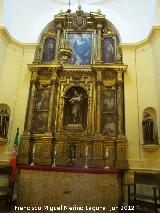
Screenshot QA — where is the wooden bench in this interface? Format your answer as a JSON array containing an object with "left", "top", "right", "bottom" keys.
[
  {"left": 0, "top": 165, "right": 14, "bottom": 209},
  {"left": 128, "top": 172, "right": 160, "bottom": 213}
]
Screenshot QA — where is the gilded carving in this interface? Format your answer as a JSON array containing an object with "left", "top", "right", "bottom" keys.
[{"left": 19, "top": 7, "right": 128, "bottom": 169}]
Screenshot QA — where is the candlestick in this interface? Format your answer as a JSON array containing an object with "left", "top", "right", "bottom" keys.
[
  {"left": 52, "top": 145, "right": 56, "bottom": 167},
  {"left": 31, "top": 144, "right": 35, "bottom": 166},
  {"left": 54, "top": 146, "right": 57, "bottom": 156},
  {"left": 85, "top": 145, "right": 88, "bottom": 157},
  {"left": 105, "top": 147, "right": 109, "bottom": 158},
  {"left": 105, "top": 147, "right": 109, "bottom": 169},
  {"left": 84, "top": 145, "right": 88, "bottom": 168}
]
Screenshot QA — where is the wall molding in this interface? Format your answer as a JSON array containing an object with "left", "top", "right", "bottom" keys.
[
  {"left": 121, "top": 26, "right": 160, "bottom": 50},
  {"left": 0, "top": 26, "right": 37, "bottom": 50}
]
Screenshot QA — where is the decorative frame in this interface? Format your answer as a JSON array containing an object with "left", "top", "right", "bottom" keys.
[
  {"left": 103, "top": 88, "right": 116, "bottom": 113},
  {"left": 102, "top": 114, "right": 116, "bottom": 136},
  {"left": 64, "top": 31, "right": 94, "bottom": 65},
  {"left": 102, "top": 36, "right": 116, "bottom": 63},
  {"left": 41, "top": 36, "right": 56, "bottom": 63},
  {"left": 35, "top": 89, "right": 51, "bottom": 111}
]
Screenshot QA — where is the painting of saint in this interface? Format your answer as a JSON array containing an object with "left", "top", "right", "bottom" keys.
[
  {"left": 103, "top": 38, "right": 115, "bottom": 63},
  {"left": 102, "top": 116, "right": 116, "bottom": 136},
  {"left": 103, "top": 89, "right": 115, "bottom": 112},
  {"left": 66, "top": 33, "right": 92, "bottom": 65},
  {"left": 35, "top": 90, "right": 51, "bottom": 110},
  {"left": 41, "top": 38, "right": 56, "bottom": 62},
  {"left": 32, "top": 112, "right": 48, "bottom": 133}
]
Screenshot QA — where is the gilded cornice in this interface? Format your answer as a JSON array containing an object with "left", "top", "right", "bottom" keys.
[
  {"left": 120, "top": 26, "right": 160, "bottom": 51},
  {"left": 28, "top": 63, "right": 62, "bottom": 71},
  {"left": 92, "top": 64, "right": 128, "bottom": 72},
  {"left": 62, "top": 64, "right": 92, "bottom": 73}
]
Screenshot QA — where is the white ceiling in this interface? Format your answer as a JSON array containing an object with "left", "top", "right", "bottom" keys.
[{"left": 0, "top": 0, "right": 159, "bottom": 43}]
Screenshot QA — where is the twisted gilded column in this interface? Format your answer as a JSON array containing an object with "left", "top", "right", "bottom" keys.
[
  {"left": 97, "top": 24, "right": 103, "bottom": 63},
  {"left": 48, "top": 78, "right": 58, "bottom": 132},
  {"left": 24, "top": 70, "right": 38, "bottom": 133},
  {"left": 96, "top": 70, "right": 102, "bottom": 134},
  {"left": 117, "top": 70, "right": 125, "bottom": 137}
]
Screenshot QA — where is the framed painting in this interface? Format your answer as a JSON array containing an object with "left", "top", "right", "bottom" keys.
[
  {"left": 35, "top": 89, "right": 51, "bottom": 110},
  {"left": 103, "top": 89, "right": 116, "bottom": 112},
  {"left": 66, "top": 33, "right": 92, "bottom": 65},
  {"left": 103, "top": 37, "right": 115, "bottom": 63},
  {"left": 32, "top": 112, "right": 48, "bottom": 133},
  {"left": 41, "top": 37, "right": 56, "bottom": 62},
  {"left": 102, "top": 115, "right": 116, "bottom": 136}
]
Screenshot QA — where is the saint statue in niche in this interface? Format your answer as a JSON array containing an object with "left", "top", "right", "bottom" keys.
[
  {"left": 142, "top": 112, "right": 154, "bottom": 143},
  {"left": 69, "top": 90, "right": 83, "bottom": 124},
  {"left": 63, "top": 87, "right": 88, "bottom": 128},
  {"left": 0, "top": 108, "right": 9, "bottom": 138}
]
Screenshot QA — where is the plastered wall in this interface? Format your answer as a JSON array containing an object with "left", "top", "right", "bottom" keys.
[{"left": 0, "top": 27, "right": 36, "bottom": 163}]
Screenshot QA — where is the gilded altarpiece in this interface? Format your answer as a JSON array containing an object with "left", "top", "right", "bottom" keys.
[{"left": 18, "top": 7, "right": 128, "bottom": 170}]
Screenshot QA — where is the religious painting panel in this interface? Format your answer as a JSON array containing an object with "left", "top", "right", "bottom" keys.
[
  {"left": 66, "top": 33, "right": 92, "bottom": 65},
  {"left": 35, "top": 89, "right": 51, "bottom": 110},
  {"left": 102, "top": 114, "right": 116, "bottom": 136},
  {"left": 32, "top": 111, "right": 48, "bottom": 133},
  {"left": 68, "top": 143, "right": 78, "bottom": 160},
  {"left": 41, "top": 37, "right": 56, "bottom": 62},
  {"left": 103, "top": 37, "right": 115, "bottom": 63},
  {"left": 103, "top": 89, "right": 116, "bottom": 112}
]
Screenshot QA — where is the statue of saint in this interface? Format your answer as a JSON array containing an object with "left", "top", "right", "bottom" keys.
[
  {"left": 69, "top": 90, "right": 83, "bottom": 124},
  {"left": 142, "top": 112, "right": 154, "bottom": 143},
  {"left": 0, "top": 108, "right": 9, "bottom": 138}
]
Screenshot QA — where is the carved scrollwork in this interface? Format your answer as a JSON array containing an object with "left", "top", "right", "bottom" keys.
[
  {"left": 33, "top": 46, "right": 42, "bottom": 64},
  {"left": 72, "top": 6, "right": 87, "bottom": 31}
]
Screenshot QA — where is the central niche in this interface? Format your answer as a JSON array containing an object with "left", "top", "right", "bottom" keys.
[{"left": 63, "top": 86, "right": 88, "bottom": 129}]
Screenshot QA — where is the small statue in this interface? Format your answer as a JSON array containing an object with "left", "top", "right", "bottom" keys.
[
  {"left": 33, "top": 46, "right": 41, "bottom": 63},
  {"left": 0, "top": 108, "right": 9, "bottom": 138},
  {"left": 142, "top": 112, "right": 154, "bottom": 143},
  {"left": 69, "top": 90, "right": 83, "bottom": 124}
]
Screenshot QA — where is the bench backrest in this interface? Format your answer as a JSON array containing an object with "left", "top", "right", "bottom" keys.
[
  {"left": 134, "top": 172, "right": 160, "bottom": 186},
  {"left": 0, "top": 166, "right": 12, "bottom": 176}
]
